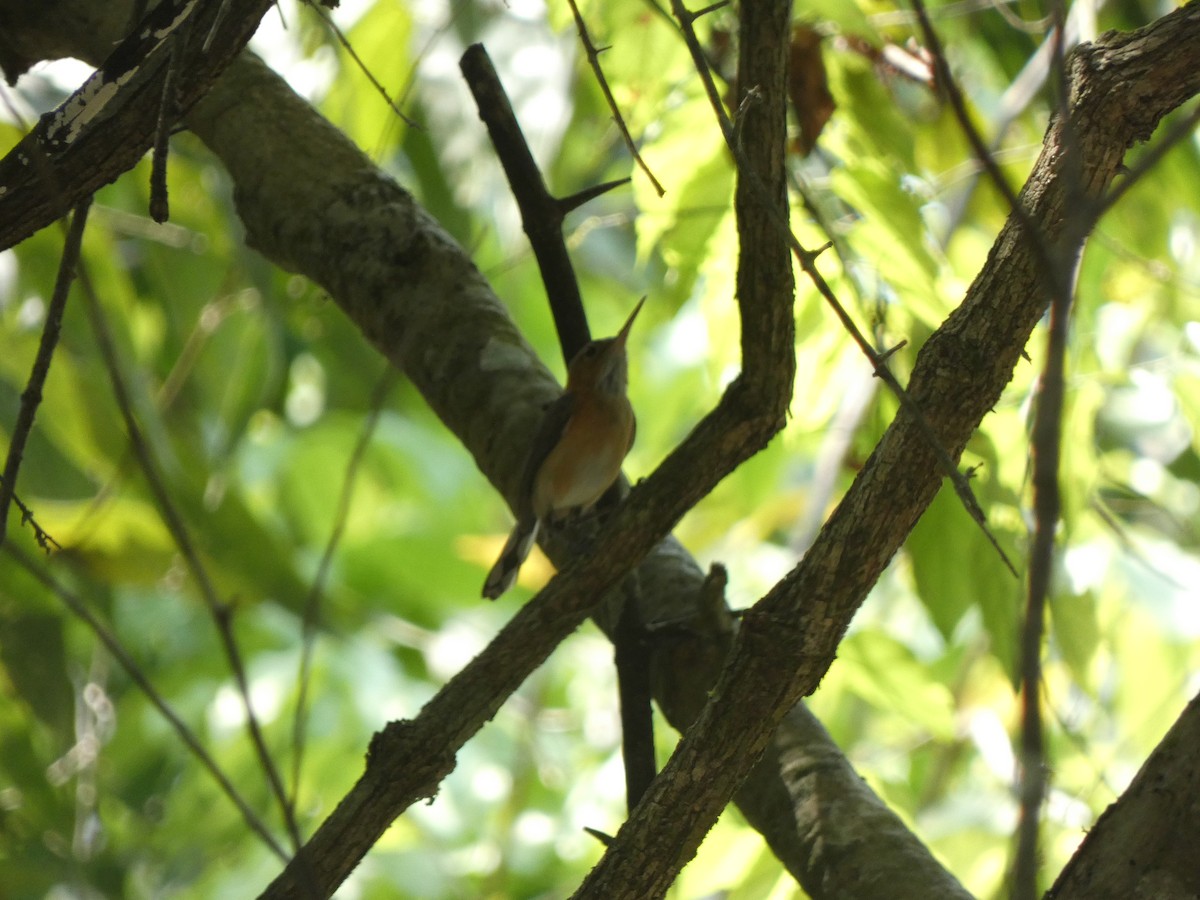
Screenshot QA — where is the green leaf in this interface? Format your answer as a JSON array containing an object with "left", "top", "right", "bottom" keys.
[
  {"left": 1049, "top": 588, "right": 1100, "bottom": 690},
  {"left": 906, "top": 480, "right": 1023, "bottom": 679},
  {"left": 839, "top": 630, "right": 957, "bottom": 740},
  {"left": 0, "top": 611, "right": 74, "bottom": 740}
]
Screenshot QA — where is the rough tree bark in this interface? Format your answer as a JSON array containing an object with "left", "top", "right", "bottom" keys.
[{"left": 1, "top": 1, "right": 1198, "bottom": 898}]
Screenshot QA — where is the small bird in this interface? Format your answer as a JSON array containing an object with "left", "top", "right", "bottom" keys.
[{"left": 483, "top": 299, "right": 644, "bottom": 599}]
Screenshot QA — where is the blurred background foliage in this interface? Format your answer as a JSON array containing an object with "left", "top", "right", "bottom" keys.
[{"left": 1, "top": 0, "right": 1198, "bottom": 896}]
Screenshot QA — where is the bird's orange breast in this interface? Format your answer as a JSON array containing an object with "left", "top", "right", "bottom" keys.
[{"left": 532, "top": 390, "right": 634, "bottom": 520}]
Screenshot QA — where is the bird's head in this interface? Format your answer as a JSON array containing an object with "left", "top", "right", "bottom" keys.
[{"left": 566, "top": 298, "right": 644, "bottom": 395}]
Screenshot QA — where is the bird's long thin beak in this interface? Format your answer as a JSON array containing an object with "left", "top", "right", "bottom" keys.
[{"left": 614, "top": 296, "right": 645, "bottom": 348}]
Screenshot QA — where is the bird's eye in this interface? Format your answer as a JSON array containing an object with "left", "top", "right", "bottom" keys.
[{"left": 583, "top": 344, "right": 600, "bottom": 358}]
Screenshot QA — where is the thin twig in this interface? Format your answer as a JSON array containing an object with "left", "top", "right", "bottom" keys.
[
  {"left": 1087, "top": 101, "right": 1200, "bottom": 224},
  {"left": 565, "top": 0, "right": 665, "bottom": 197},
  {"left": 150, "top": 27, "right": 185, "bottom": 223},
  {"left": 461, "top": 43, "right": 612, "bottom": 363},
  {"left": 908, "top": 0, "right": 1067, "bottom": 304},
  {"left": 1015, "top": 226, "right": 1079, "bottom": 900},
  {"left": 671, "top": 0, "right": 1018, "bottom": 576},
  {"left": 0, "top": 199, "right": 91, "bottom": 549},
  {"left": 558, "top": 177, "right": 632, "bottom": 216},
  {"left": 614, "top": 573, "right": 655, "bottom": 811},
  {"left": 203, "top": 0, "right": 233, "bottom": 52},
  {"left": 1013, "top": 3, "right": 1081, "bottom": 891},
  {"left": 669, "top": 0, "right": 738, "bottom": 147},
  {"left": 4, "top": 544, "right": 287, "bottom": 861},
  {"left": 0, "top": 478, "right": 60, "bottom": 552},
  {"left": 939, "top": 4, "right": 1088, "bottom": 241},
  {"left": 302, "top": 0, "right": 418, "bottom": 128},
  {"left": 73, "top": 262, "right": 304, "bottom": 854},
  {"left": 290, "top": 366, "right": 397, "bottom": 804}
]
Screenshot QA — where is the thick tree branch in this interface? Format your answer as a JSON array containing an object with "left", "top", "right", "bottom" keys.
[
  {"left": 0, "top": 0, "right": 275, "bottom": 251},
  {"left": 1047, "top": 691, "right": 1200, "bottom": 900}
]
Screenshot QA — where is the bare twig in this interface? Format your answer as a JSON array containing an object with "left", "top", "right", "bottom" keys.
[
  {"left": 203, "top": 0, "right": 233, "bottom": 52},
  {"left": 74, "top": 263, "right": 304, "bottom": 854},
  {"left": 461, "top": 43, "right": 630, "bottom": 363},
  {"left": 1016, "top": 254, "right": 1079, "bottom": 899},
  {"left": 4, "top": 544, "right": 287, "bottom": 861},
  {"left": 564, "top": 0, "right": 665, "bottom": 197},
  {"left": 59, "top": 290, "right": 242, "bottom": 555},
  {"left": 302, "top": 0, "right": 418, "bottom": 128},
  {"left": 938, "top": 3, "right": 1095, "bottom": 240},
  {"left": 558, "top": 177, "right": 632, "bottom": 216},
  {"left": 0, "top": 199, "right": 90, "bottom": 548},
  {"left": 908, "top": 0, "right": 1067, "bottom": 304},
  {"left": 909, "top": 0, "right": 1024, "bottom": 215},
  {"left": 0, "top": 477, "right": 60, "bottom": 552},
  {"left": 668, "top": 0, "right": 737, "bottom": 147},
  {"left": 150, "top": 26, "right": 185, "bottom": 223},
  {"left": 1087, "top": 101, "right": 1200, "bottom": 223},
  {"left": 290, "top": 366, "right": 397, "bottom": 804}
]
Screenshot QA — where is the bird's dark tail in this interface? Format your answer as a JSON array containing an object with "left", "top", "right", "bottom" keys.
[{"left": 482, "top": 518, "right": 539, "bottom": 599}]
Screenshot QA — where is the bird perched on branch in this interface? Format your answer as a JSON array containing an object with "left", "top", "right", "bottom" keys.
[{"left": 483, "top": 299, "right": 644, "bottom": 599}]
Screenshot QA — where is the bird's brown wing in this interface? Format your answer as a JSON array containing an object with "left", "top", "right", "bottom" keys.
[{"left": 516, "top": 391, "right": 575, "bottom": 522}]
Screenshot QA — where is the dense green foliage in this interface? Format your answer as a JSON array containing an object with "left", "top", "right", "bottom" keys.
[{"left": 1, "top": 0, "right": 1198, "bottom": 896}]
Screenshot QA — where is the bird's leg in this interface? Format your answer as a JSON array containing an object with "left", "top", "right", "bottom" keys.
[{"left": 547, "top": 503, "right": 603, "bottom": 550}]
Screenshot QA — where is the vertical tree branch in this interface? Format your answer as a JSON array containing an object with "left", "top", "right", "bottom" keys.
[
  {"left": 1017, "top": 254, "right": 1077, "bottom": 899},
  {"left": 570, "top": 0, "right": 795, "bottom": 890},
  {"left": 460, "top": 44, "right": 596, "bottom": 363}
]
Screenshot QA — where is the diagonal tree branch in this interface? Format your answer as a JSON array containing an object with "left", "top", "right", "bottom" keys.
[
  {"left": 0, "top": 199, "right": 89, "bottom": 547},
  {"left": 1046, "top": 690, "right": 1200, "bottom": 900},
  {"left": 75, "top": 256, "right": 304, "bottom": 854},
  {"left": 0, "top": 0, "right": 276, "bottom": 251}
]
